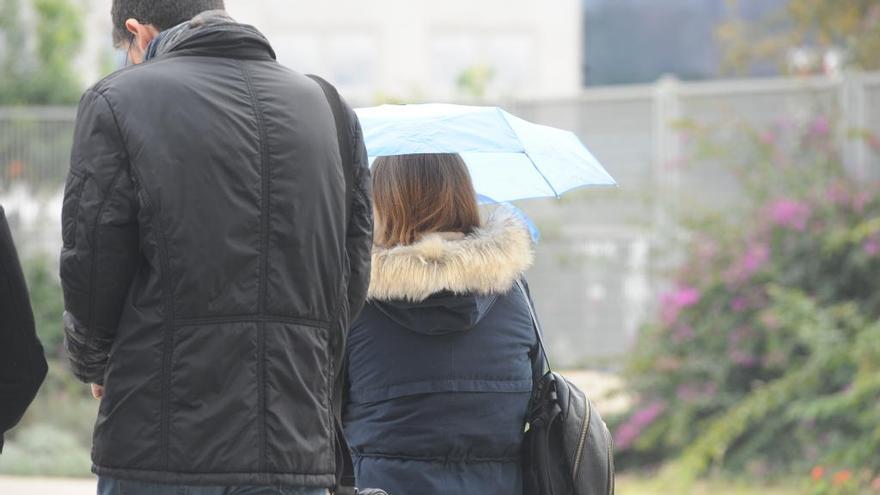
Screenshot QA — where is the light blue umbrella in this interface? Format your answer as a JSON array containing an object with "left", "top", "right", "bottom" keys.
[{"left": 355, "top": 104, "right": 616, "bottom": 203}]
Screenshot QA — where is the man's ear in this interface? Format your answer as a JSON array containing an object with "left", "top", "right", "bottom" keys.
[{"left": 124, "top": 18, "right": 160, "bottom": 52}]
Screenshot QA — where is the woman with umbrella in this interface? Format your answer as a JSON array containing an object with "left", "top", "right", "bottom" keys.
[
  {"left": 342, "top": 104, "right": 615, "bottom": 494},
  {"left": 343, "top": 152, "right": 537, "bottom": 495}
]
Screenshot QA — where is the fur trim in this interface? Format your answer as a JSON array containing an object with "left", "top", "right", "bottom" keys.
[{"left": 368, "top": 207, "right": 534, "bottom": 302}]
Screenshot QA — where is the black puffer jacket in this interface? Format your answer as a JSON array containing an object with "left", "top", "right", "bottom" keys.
[
  {"left": 0, "top": 207, "right": 48, "bottom": 452},
  {"left": 60, "top": 17, "right": 372, "bottom": 487}
]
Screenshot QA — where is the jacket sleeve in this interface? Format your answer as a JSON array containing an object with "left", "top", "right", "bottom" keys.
[
  {"left": 343, "top": 102, "right": 373, "bottom": 322},
  {"left": 0, "top": 207, "right": 48, "bottom": 451},
  {"left": 60, "top": 89, "right": 139, "bottom": 385}
]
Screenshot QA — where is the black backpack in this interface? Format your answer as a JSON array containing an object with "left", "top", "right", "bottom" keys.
[{"left": 516, "top": 280, "right": 616, "bottom": 495}]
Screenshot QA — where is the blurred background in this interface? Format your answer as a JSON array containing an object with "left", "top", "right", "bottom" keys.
[{"left": 1, "top": 0, "right": 879, "bottom": 493}]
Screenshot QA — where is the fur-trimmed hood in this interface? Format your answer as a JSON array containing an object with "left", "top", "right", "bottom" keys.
[{"left": 368, "top": 207, "right": 534, "bottom": 302}]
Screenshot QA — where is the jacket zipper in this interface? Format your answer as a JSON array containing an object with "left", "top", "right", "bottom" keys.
[{"left": 572, "top": 398, "right": 591, "bottom": 480}]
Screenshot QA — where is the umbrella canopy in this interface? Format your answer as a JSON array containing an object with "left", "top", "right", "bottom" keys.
[{"left": 355, "top": 104, "right": 616, "bottom": 203}]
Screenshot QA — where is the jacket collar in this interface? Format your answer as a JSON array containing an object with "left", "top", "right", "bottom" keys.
[
  {"left": 368, "top": 207, "right": 534, "bottom": 302},
  {"left": 151, "top": 10, "right": 276, "bottom": 61}
]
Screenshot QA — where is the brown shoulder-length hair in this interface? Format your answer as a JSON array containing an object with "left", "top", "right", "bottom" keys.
[{"left": 372, "top": 153, "right": 481, "bottom": 248}]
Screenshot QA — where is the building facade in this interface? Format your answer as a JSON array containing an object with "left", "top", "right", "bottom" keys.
[{"left": 78, "top": 0, "right": 583, "bottom": 103}]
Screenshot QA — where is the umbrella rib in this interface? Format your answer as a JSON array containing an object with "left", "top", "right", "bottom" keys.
[
  {"left": 496, "top": 108, "right": 560, "bottom": 199},
  {"left": 523, "top": 150, "right": 560, "bottom": 199}
]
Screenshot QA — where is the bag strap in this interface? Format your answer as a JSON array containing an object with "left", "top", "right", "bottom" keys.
[
  {"left": 516, "top": 280, "right": 557, "bottom": 494},
  {"left": 515, "top": 279, "right": 551, "bottom": 375},
  {"left": 308, "top": 74, "right": 354, "bottom": 223},
  {"left": 308, "top": 74, "right": 357, "bottom": 494}
]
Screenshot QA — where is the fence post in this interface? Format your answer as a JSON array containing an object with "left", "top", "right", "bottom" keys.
[
  {"left": 839, "top": 71, "right": 869, "bottom": 180},
  {"left": 652, "top": 75, "right": 682, "bottom": 234}
]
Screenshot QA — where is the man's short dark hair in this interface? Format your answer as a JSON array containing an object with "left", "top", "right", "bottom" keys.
[{"left": 111, "top": 0, "right": 226, "bottom": 46}]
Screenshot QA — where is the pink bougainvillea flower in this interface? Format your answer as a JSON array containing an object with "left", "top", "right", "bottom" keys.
[
  {"left": 759, "top": 130, "right": 776, "bottom": 146},
  {"left": 655, "top": 356, "right": 683, "bottom": 372},
  {"left": 614, "top": 401, "right": 666, "bottom": 451},
  {"left": 867, "top": 133, "right": 880, "bottom": 153},
  {"left": 853, "top": 191, "right": 871, "bottom": 213},
  {"left": 672, "top": 287, "right": 701, "bottom": 307},
  {"left": 725, "top": 243, "right": 770, "bottom": 284},
  {"left": 660, "top": 286, "right": 701, "bottom": 325},
  {"left": 672, "top": 324, "right": 695, "bottom": 342},
  {"left": 760, "top": 310, "right": 781, "bottom": 330},
  {"left": 730, "top": 297, "right": 749, "bottom": 312},
  {"left": 864, "top": 235, "right": 880, "bottom": 257},
  {"left": 810, "top": 116, "right": 830, "bottom": 137},
  {"left": 676, "top": 384, "right": 699, "bottom": 402},
  {"left": 772, "top": 149, "right": 789, "bottom": 168},
  {"left": 675, "top": 382, "right": 716, "bottom": 402},
  {"left": 702, "top": 382, "right": 718, "bottom": 399},
  {"left": 824, "top": 181, "right": 850, "bottom": 206},
  {"left": 728, "top": 326, "right": 752, "bottom": 345},
  {"left": 729, "top": 326, "right": 757, "bottom": 367},
  {"left": 768, "top": 198, "right": 811, "bottom": 231},
  {"left": 695, "top": 238, "right": 718, "bottom": 261},
  {"left": 731, "top": 349, "right": 758, "bottom": 367},
  {"left": 741, "top": 244, "right": 770, "bottom": 272}
]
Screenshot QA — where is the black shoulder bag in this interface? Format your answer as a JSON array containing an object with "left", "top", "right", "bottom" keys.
[{"left": 516, "top": 280, "right": 615, "bottom": 495}]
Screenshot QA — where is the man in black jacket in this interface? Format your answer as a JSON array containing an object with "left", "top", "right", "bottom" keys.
[
  {"left": 0, "top": 206, "right": 48, "bottom": 452},
  {"left": 60, "top": 1, "right": 372, "bottom": 493}
]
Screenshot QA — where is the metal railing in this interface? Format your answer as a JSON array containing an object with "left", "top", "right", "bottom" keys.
[{"left": 2, "top": 72, "right": 878, "bottom": 364}]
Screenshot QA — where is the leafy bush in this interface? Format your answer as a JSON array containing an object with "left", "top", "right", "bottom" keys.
[
  {"left": 616, "top": 114, "right": 880, "bottom": 491},
  {"left": 24, "top": 255, "right": 65, "bottom": 358},
  {"left": 0, "top": 0, "right": 84, "bottom": 105}
]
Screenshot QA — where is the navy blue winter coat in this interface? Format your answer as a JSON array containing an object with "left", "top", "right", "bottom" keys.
[{"left": 344, "top": 209, "right": 537, "bottom": 495}]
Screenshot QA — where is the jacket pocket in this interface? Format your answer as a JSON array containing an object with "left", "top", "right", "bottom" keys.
[
  {"left": 61, "top": 172, "right": 85, "bottom": 248},
  {"left": 263, "top": 321, "right": 334, "bottom": 473}
]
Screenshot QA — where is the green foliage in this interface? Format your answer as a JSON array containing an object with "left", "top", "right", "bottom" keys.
[
  {"left": 668, "top": 290, "right": 879, "bottom": 481},
  {"left": 24, "top": 255, "right": 65, "bottom": 357},
  {"left": 717, "top": 0, "right": 880, "bottom": 74},
  {"left": 616, "top": 113, "right": 880, "bottom": 491},
  {"left": 456, "top": 65, "right": 495, "bottom": 99},
  {"left": 0, "top": 0, "right": 84, "bottom": 104}
]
